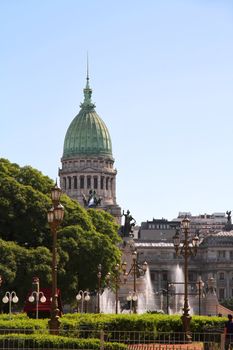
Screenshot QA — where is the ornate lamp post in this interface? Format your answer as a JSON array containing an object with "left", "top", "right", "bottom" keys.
[
  {"left": 28, "top": 291, "right": 46, "bottom": 319},
  {"left": 106, "top": 262, "right": 127, "bottom": 314},
  {"left": 2, "top": 291, "right": 19, "bottom": 319},
  {"left": 126, "top": 251, "right": 148, "bottom": 314},
  {"left": 76, "top": 290, "right": 90, "bottom": 313},
  {"left": 47, "top": 182, "right": 64, "bottom": 334},
  {"left": 97, "top": 264, "right": 102, "bottom": 313},
  {"left": 173, "top": 218, "right": 199, "bottom": 342}
]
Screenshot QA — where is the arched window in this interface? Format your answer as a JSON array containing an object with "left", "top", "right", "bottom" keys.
[
  {"left": 68, "top": 177, "right": 71, "bottom": 189},
  {"left": 73, "top": 176, "right": 77, "bottom": 189},
  {"left": 87, "top": 176, "right": 91, "bottom": 189},
  {"left": 101, "top": 176, "right": 104, "bottom": 190},
  {"left": 219, "top": 272, "right": 225, "bottom": 280},
  {"left": 106, "top": 177, "right": 109, "bottom": 190},
  {"left": 80, "top": 176, "right": 84, "bottom": 189},
  {"left": 94, "top": 177, "right": 98, "bottom": 189}
]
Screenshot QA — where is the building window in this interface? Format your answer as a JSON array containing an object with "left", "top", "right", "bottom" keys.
[
  {"left": 150, "top": 272, "right": 155, "bottom": 281},
  {"left": 219, "top": 288, "right": 225, "bottom": 301},
  {"left": 80, "top": 176, "right": 84, "bottom": 189},
  {"left": 87, "top": 176, "right": 91, "bottom": 189},
  {"left": 218, "top": 251, "right": 226, "bottom": 258},
  {"left": 73, "top": 176, "right": 77, "bottom": 189},
  {"left": 219, "top": 272, "right": 225, "bottom": 280},
  {"left": 68, "top": 177, "right": 71, "bottom": 189},
  {"left": 94, "top": 177, "right": 98, "bottom": 189},
  {"left": 230, "top": 252, "right": 233, "bottom": 259},
  {"left": 106, "top": 177, "right": 109, "bottom": 190},
  {"left": 188, "top": 272, "right": 194, "bottom": 282},
  {"left": 101, "top": 176, "right": 104, "bottom": 190},
  {"left": 162, "top": 272, "right": 167, "bottom": 281}
]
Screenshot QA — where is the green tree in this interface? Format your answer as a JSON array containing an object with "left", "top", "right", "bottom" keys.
[
  {"left": 58, "top": 225, "right": 121, "bottom": 303},
  {"left": 0, "top": 240, "right": 51, "bottom": 306},
  {"left": 87, "top": 209, "right": 120, "bottom": 244},
  {"left": 0, "top": 158, "right": 122, "bottom": 304}
]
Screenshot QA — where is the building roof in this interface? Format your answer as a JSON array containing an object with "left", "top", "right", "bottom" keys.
[
  {"left": 200, "top": 230, "right": 233, "bottom": 247},
  {"left": 135, "top": 241, "right": 174, "bottom": 248},
  {"left": 63, "top": 73, "right": 112, "bottom": 159}
]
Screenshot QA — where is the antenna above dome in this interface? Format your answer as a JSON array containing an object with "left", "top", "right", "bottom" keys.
[
  {"left": 86, "top": 52, "right": 90, "bottom": 88},
  {"left": 81, "top": 53, "right": 95, "bottom": 109}
]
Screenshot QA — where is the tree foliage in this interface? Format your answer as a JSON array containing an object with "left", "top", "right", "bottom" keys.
[
  {"left": 0, "top": 239, "right": 51, "bottom": 305},
  {"left": 58, "top": 225, "right": 121, "bottom": 301},
  {"left": 0, "top": 158, "right": 122, "bottom": 304}
]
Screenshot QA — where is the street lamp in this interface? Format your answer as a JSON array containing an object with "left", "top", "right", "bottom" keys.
[
  {"left": 76, "top": 290, "right": 90, "bottom": 313},
  {"left": 2, "top": 291, "right": 19, "bottom": 319},
  {"left": 125, "top": 250, "right": 148, "bottom": 314},
  {"left": 47, "top": 182, "right": 64, "bottom": 334},
  {"left": 173, "top": 218, "right": 199, "bottom": 342},
  {"left": 126, "top": 291, "right": 138, "bottom": 314},
  {"left": 106, "top": 262, "right": 128, "bottom": 314},
  {"left": 28, "top": 291, "right": 46, "bottom": 319},
  {"left": 97, "top": 264, "right": 102, "bottom": 313}
]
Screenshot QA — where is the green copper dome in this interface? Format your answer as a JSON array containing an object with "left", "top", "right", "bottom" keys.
[{"left": 63, "top": 75, "right": 113, "bottom": 159}]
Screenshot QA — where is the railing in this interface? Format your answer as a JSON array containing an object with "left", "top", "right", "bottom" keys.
[{"left": 0, "top": 329, "right": 228, "bottom": 350}]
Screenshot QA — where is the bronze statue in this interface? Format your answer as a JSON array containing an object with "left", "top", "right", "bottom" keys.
[
  {"left": 82, "top": 190, "right": 102, "bottom": 208},
  {"left": 226, "top": 211, "right": 232, "bottom": 224},
  {"left": 121, "top": 210, "right": 136, "bottom": 237}
]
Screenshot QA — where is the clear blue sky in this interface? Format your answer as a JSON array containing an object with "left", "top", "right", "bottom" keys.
[{"left": 1, "top": 0, "right": 233, "bottom": 224}]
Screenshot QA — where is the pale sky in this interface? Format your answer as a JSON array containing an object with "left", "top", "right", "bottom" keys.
[{"left": 1, "top": 0, "right": 233, "bottom": 224}]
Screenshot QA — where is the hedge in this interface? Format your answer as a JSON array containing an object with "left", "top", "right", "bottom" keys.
[
  {"left": 0, "top": 313, "right": 227, "bottom": 337},
  {"left": 0, "top": 334, "right": 127, "bottom": 350}
]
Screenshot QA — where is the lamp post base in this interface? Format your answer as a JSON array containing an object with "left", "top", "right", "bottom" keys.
[
  {"left": 48, "top": 316, "right": 61, "bottom": 335},
  {"left": 181, "top": 314, "right": 192, "bottom": 343}
]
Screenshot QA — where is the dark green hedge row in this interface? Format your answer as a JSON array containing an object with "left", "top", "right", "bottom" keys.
[
  {"left": 60, "top": 313, "right": 226, "bottom": 334},
  {"left": 0, "top": 334, "right": 127, "bottom": 350},
  {"left": 0, "top": 313, "right": 226, "bottom": 336}
]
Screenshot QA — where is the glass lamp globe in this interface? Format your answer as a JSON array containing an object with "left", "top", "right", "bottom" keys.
[
  {"left": 28, "top": 295, "right": 35, "bottom": 303},
  {"left": 40, "top": 296, "right": 46, "bottom": 303},
  {"left": 2, "top": 296, "right": 9, "bottom": 304},
  {"left": 84, "top": 294, "right": 90, "bottom": 301},
  {"left": 12, "top": 296, "right": 18, "bottom": 303},
  {"left": 76, "top": 294, "right": 82, "bottom": 301}
]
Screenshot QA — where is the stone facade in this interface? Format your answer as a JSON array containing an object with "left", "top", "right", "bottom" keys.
[
  {"left": 59, "top": 155, "right": 121, "bottom": 221},
  {"left": 135, "top": 230, "right": 233, "bottom": 313}
]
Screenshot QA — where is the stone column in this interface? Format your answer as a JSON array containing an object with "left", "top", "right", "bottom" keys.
[
  {"left": 111, "top": 177, "right": 116, "bottom": 203},
  {"left": 84, "top": 175, "right": 87, "bottom": 191}
]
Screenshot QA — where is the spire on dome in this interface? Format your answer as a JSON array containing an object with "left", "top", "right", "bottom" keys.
[
  {"left": 81, "top": 54, "right": 95, "bottom": 109},
  {"left": 86, "top": 53, "right": 90, "bottom": 88}
]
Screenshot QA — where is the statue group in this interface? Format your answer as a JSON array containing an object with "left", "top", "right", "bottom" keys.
[
  {"left": 121, "top": 210, "right": 136, "bottom": 237},
  {"left": 82, "top": 190, "right": 102, "bottom": 208}
]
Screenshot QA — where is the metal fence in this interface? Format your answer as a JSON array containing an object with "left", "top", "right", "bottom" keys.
[{"left": 0, "top": 329, "right": 229, "bottom": 350}]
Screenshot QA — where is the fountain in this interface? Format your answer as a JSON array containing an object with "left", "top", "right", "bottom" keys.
[
  {"left": 174, "top": 264, "right": 184, "bottom": 314},
  {"left": 137, "top": 268, "right": 158, "bottom": 313},
  {"left": 100, "top": 288, "right": 120, "bottom": 313},
  {"left": 168, "top": 264, "right": 196, "bottom": 315}
]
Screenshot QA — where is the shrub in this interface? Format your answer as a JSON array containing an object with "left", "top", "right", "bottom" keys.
[{"left": 0, "top": 334, "right": 127, "bottom": 350}]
